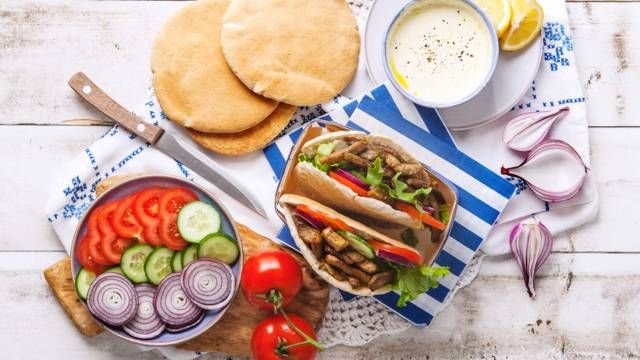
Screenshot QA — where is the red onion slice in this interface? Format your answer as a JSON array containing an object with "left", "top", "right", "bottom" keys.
[
  {"left": 509, "top": 217, "right": 553, "bottom": 297},
  {"left": 334, "top": 169, "right": 370, "bottom": 190},
  {"left": 123, "top": 284, "right": 165, "bottom": 339},
  {"left": 295, "top": 209, "right": 324, "bottom": 230},
  {"left": 376, "top": 248, "right": 411, "bottom": 266},
  {"left": 181, "top": 258, "right": 235, "bottom": 311},
  {"left": 86, "top": 273, "right": 138, "bottom": 326},
  {"left": 502, "top": 107, "right": 570, "bottom": 152},
  {"left": 165, "top": 311, "right": 205, "bottom": 333},
  {"left": 501, "top": 140, "right": 587, "bottom": 202},
  {"left": 154, "top": 273, "right": 203, "bottom": 327}
]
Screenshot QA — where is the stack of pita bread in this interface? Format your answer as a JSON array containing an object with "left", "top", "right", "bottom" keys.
[{"left": 151, "top": 0, "right": 360, "bottom": 155}]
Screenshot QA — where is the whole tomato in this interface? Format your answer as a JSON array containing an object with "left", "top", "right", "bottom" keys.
[
  {"left": 241, "top": 250, "right": 303, "bottom": 311},
  {"left": 251, "top": 314, "right": 319, "bottom": 360}
]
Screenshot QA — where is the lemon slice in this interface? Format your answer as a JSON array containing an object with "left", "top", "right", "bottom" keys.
[
  {"left": 474, "top": 0, "right": 512, "bottom": 38},
  {"left": 500, "top": 0, "right": 544, "bottom": 51}
]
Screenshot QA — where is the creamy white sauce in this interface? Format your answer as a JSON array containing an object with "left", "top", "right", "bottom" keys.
[{"left": 387, "top": 0, "right": 493, "bottom": 105}]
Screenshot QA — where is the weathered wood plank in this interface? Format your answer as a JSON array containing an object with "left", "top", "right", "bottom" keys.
[
  {"left": 0, "top": 1, "right": 638, "bottom": 127},
  {"left": 0, "top": 125, "right": 632, "bottom": 252},
  {"left": 325, "top": 253, "right": 640, "bottom": 359},
  {"left": 3, "top": 251, "right": 638, "bottom": 359}
]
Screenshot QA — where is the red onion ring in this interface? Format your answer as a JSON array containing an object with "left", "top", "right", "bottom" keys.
[
  {"left": 154, "top": 273, "right": 203, "bottom": 327},
  {"left": 165, "top": 311, "right": 205, "bottom": 333},
  {"left": 86, "top": 273, "right": 138, "bottom": 326},
  {"left": 334, "top": 169, "right": 370, "bottom": 190},
  {"left": 181, "top": 258, "right": 235, "bottom": 311},
  {"left": 294, "top": 209, "right": 324, "bottom": 230},
  {"left": 376, "top": 248, "right": 411, "bottom": 266},
  {"left": 123, "top": 284, "right": 165, "bottom": 339}
]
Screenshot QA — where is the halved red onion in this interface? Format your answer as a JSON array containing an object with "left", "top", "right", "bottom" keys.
[
  {"left": 509, "top": 217, "right": 553, "bottom": 297},
  {"left": 501, "top": 140, "right": 587, "bottom": 202},
  {"left": 421, "top": 205, "right": 436, "bottom": 215},
  {"left": 295, "top": 209, "right": 324, "bottom": 230},
  {"left": 181, "top": 258, "right": 235, "bottom": 311},
  {"left": 165, "top": 311, "right": 205, "bottom": 333},
  {"left": 87, "top": 273, "right": 137, "bottom": 326},
  {"left": 123, "top": 284, "right": 165, "bottom": 339},
  {"left": 376, "top": 248, "right": 411, "bottom": 266},
  {"left": 334, "top": 169, "right": 370, "bottom": 190},
  {"left": 154, "top": 273, "right": 203, "bottom": 327},
  {"left": 502, "top": 107, "right": 570, "bottom": 152}
]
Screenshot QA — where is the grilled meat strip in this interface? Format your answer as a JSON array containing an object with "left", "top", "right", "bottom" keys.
[
  {"left": 295, "top": 218, "right": 323, "bottom": 259},
  {"left": 324, "top": 245, "right": 355, "bottom": 265},
  {"left": 325, "top": 254, "right": 371, "bottom": 284},
  {"left": 344, "top": 153, "right": 369, "bottom": 168},
  {"left": 344, "top": 251, "right": 365, "bottom": 263},
  {"left": 321, "top": 227, "right": 349, "bottom": 251},
  {"left": 347, "top": 276, "right": 362, "bottom": 289},
  {"left": 359, "top": 149, "right": 379, "bottom": 161},
  {"left": 320, "top": 262, "right": 346, "bottom": 281},
  {"left": 320, "top": 140, "right": 367, "bottom": 165},
  {"left": 356, "top": 260, "right": 379, "bottom": 274},
  {"left": 367, "top": 186, "right": 393, "bottom": 204},
  {"left": 368, "top": 270, "right": 395, "bottom": 291}
]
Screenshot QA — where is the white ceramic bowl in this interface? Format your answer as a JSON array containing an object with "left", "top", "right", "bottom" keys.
[{"left": 383, "top": 0, "right": 500, "bottom": 108}]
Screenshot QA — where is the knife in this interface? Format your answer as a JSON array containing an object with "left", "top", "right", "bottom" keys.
[{"left": 68, "top": 72, "right": 268, "bottom": 218}]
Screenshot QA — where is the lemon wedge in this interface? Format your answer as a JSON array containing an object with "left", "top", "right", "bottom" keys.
[
  {"left": 500, "top": 0, "right": 544, "bottom": 51},
  {"left": 474, "top": 0, "right": 512, "bottom": 38}
]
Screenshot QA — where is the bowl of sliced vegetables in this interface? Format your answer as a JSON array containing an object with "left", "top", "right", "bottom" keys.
[{"left": 70, "top": 175, "right": 243, "bottom": 346}]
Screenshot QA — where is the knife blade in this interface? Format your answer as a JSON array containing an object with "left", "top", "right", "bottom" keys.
[{"left": 68, "top": 72, "right": 268, "bottom": 218}]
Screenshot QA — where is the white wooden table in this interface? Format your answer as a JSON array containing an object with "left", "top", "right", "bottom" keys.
[{"left": 1, "top": 0, "right": 638, "bottom": 358}]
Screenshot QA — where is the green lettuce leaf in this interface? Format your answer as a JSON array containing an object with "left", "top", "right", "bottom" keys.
[
  {"left": 390, "top": 173, "right": 432, "bottom": 205},
  {"left": 298, "top": 141, "right": 346, "bottom": 173},
  {"left": 439, "top": 204, "right": 451, "bottom": 225},
  {"left": 391, "top": 264, "right": 450, "bottom": 308},
  {"left": 365, "top": 157, "right": 384, "bottom": 186}
]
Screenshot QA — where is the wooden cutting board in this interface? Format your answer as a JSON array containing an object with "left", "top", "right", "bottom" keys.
[{"left": 44, "top": 176, "right": 330, "bottom": 356}]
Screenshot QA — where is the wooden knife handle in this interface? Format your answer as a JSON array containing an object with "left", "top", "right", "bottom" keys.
[{"left": 68, "top": 72, "right": 164, "bottom": 144}]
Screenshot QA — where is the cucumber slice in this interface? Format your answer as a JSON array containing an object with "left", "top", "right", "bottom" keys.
[
  {"left": 171, "top": 250, "right": 184, "bottom": 272},
  {"left": 75, "top": 267, "right": 96, "bottom": 300},
  {"left": 177, "top": 201, "right": 221, "bottom": 243},
  {"left": 121, "top": 244, "right": 154, "bottom": 283},
  {"left": 337, "top": 230, "right": 375, "bottom": 259},
  {"left": 198, "top": 233, "right": 239, "bottom": 265},
  {"left": 105, "top": 266, "right": 124, "bottom": 275},
  {"left": 144, "top": 246, "right": 175, "bottom": 285},
  {"left": 182, "top": 244, "right": 199, "bottom": 267}
]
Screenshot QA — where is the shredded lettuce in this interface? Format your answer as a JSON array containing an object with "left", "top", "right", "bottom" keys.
[
  {"left": 439, "top": 204, "right": 451, "bottom": 225},
  {"left": 298, "top": 141, "right": 344, "bottom": 173},
  {"left": 391, "top": 264, "right": 450, "bottom": 307}
]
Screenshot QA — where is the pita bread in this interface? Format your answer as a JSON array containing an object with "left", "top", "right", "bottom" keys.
[
  {"left": 279, "top": 194, "right": 419, "bottom": 296},
  {"left": 188, "top": 103, "right": 296, "bottom": 155},
  {"left": 296, "top": 132, "right": 424, "bottom": 229},
  {"left": 220, "top": 0, "right": 360, "bottom": 106},
  {"left": 151, "top": 0, "right": 278, "bottom": 133}
]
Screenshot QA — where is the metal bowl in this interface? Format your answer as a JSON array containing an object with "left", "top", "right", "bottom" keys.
[{"left": 70, "top": 175, "right": 243, "bottom": 346}]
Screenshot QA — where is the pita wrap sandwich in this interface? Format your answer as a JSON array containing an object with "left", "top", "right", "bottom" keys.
[
  {"left": 279, "top": 194, "right": 449, "bottom": 305},
  {"left": 294, "top": 131, "right": 451, "bottom": 231}
]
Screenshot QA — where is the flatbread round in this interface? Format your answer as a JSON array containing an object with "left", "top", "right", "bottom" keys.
[
  {"left": 151, "top": 0, "right": 278, "bottom": 133},
  {"left": 188, "top": 103, "right": 296, "bottom": 156},
  {"left": 220, "top": 0, "right": 360, "bottom": 106}
]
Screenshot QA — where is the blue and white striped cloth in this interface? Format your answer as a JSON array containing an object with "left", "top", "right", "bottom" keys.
[{"left": 263, "top": 84, "right": 515, "bottom": 326}]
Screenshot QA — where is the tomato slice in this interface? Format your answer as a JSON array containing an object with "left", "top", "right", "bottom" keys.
[
  {"left": 157, "top": 187, "right": 198, "bottom": 250},
  {"left": 394, "top": 202, "right": 446, "bottom": 231},
  {"left": 368, "top": 239, "right": 424, "bottom": 266},
  {"left": 132, "top": 187, "right": 166, "bottom": 247},
  {"left": 158, "top": 213, "right": 188, "bottom": 250},
  {"left": 328, "top": 171, "right": 369, "bottom": 196},
  {"left": 76, "top": 236, "right": 107, "bottom": 274},
  {"left": 295, "top": 204, "right": 352, "bottom": 232},
  {"left": 112, "top": 194, "right": 145, "bottom": 241},
  {"left": 86, "top": 206, "right": 112, "bottom": 266},
  {"left": 98, "top": 200, "right": 134, "bottom": 264}
]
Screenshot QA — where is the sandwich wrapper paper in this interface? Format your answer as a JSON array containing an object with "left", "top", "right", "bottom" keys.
[{"left": 45, "top": 0, "right": 595, "bottom": 356}]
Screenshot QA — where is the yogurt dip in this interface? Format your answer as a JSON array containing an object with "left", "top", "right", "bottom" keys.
[{"left": 385, "top": 0, "right": 497, "bottom": 107}]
